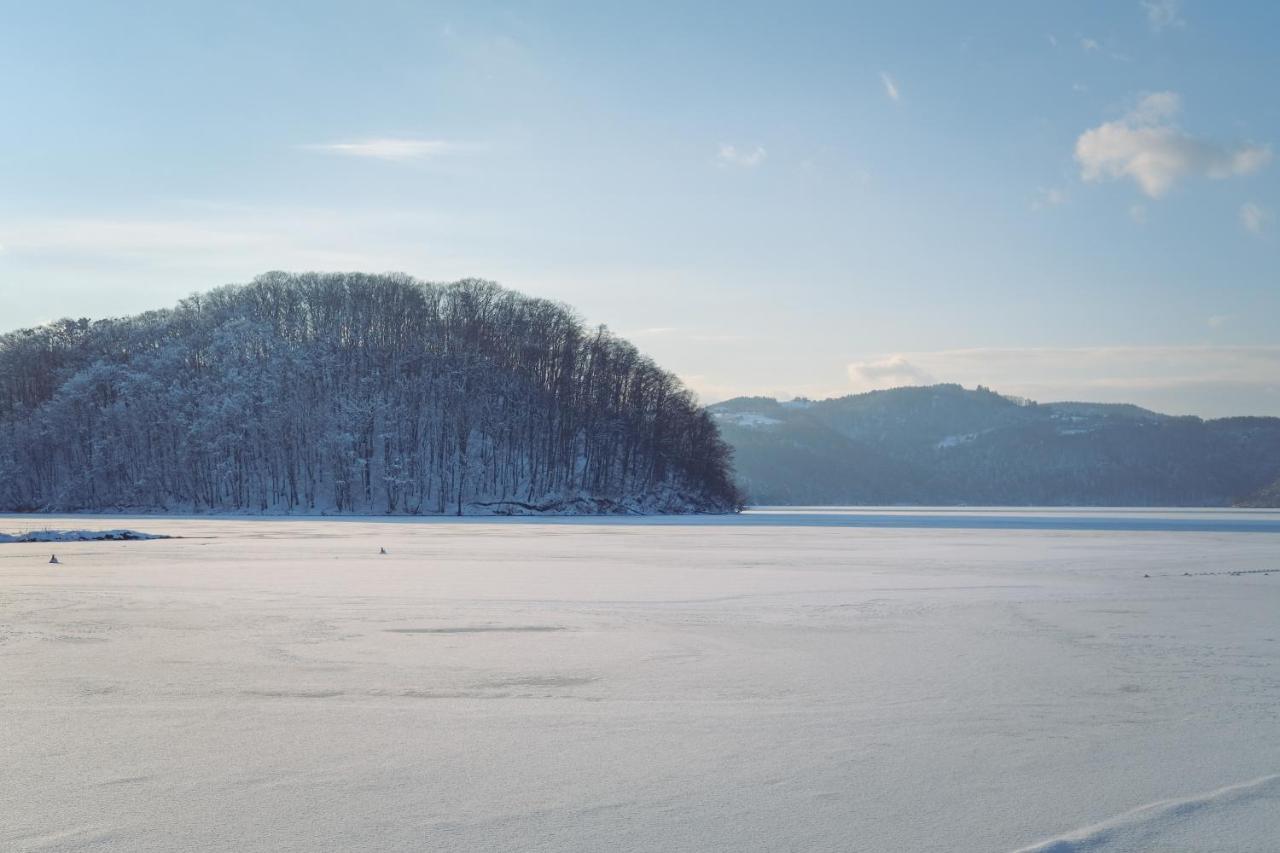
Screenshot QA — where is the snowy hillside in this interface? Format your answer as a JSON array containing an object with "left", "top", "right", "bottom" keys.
[
  {"left": 1235, "top": 475, "right": 1280, "bottom": 507},
  {"left": 0, "top": 273, "right": 742, "bottom": 515}
]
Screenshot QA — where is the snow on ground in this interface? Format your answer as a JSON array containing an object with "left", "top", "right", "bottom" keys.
[
  {"left": 2, "top": 509, "right": 1279, "bottom": 852},
  {"left": 935, "top": 432, "right": 980, "bottom": 449},
  {"left": 711, "top": 411, "right": 782, "bottom": 428}
]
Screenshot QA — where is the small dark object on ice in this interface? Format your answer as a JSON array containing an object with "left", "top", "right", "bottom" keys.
[
  {"left": 49, "top": 554, "right": 60, "bottom": 565},
  {"left": 379, "top": 547, "right": 387, "bottom": 555},
  {"left": 1143, "top": 573, "right": 1150, "bottom": 578}
]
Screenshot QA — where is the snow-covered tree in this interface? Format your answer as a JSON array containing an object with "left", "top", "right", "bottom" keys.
[{"left": 0, "top": 273, "right": 742, "bottom": 515}]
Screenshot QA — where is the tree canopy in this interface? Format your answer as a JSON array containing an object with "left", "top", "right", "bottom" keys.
[{"left": 0, "top": 272, "right": 742, "bottom": 514}]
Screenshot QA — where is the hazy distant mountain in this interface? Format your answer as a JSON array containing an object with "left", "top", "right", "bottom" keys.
[
  {"left": 0, "top": 273, "right": 741, "bottom": 515},
  {"left": 709, "top": 384, "right": 1280, "bottom": 506}
]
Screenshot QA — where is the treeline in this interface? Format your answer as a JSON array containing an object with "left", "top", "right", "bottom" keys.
[{"left": 0, "top": 272, "right": 741, "bottom": 514}]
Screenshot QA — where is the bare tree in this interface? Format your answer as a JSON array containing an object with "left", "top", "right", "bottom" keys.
[{"left": 0, "top": 273, "right": 743, "bottom": 515}]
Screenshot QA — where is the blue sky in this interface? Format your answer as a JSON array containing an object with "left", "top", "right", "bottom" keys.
[{"left": 2, "top": 0, "right": 1277, "bottom": 416}]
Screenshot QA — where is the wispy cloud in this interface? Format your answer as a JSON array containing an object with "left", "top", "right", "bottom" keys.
[
  {"left": 1075, "top": 92, "right": 1271, "bottom": 198},
  {"left": 678, "top": 374, "right": 745, "bottom": 404},
  {"left": 851, "top": 346, "right": 1280, "bottom": 388},
  {"left": 1141, "top": 0, "right": 1185, "bottom": 32},
  {"left": 2, "top": 218, "right": 275, "bottom": 255},
  {"left": 675, "top": 346, "right": 1280, "bottom": 415},
  {"left": 715, "top": 144, "right": 766, "bottom": 168},
  {"left": 305, "top": 138, "right": 461, "bottom": 161},
  {"left": 1080, "top": 37, "right": 1101, "bottom": 53},
  {"left": 1240, "top": 202, "right": 1271, "bottom": 235},
  {"left": 844, "top": 346, "right": 1280, "bottom": 415},
  {"left": 0, "top": 205, "right": 523, "bottom": 333},
  {"left": 0, "top": 207, "right": 470, "bottom": 277},
  {"left": 624, "top": 326, "right": 679, "bottom": 337},
  {"left": 623, "top": 326, "right": 747, "bottom": 344},
  {"left": 879, "top": 71, "right": 900, "bottom": 102}
]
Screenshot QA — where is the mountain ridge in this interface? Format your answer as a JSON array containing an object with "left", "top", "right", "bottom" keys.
[{"left": 709, "top": 384, "right": 1280, "bottom": 507}]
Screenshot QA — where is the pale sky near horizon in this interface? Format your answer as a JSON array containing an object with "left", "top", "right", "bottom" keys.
[{"left": 1, "top": 1, "right": 1277, "bottom": 417}]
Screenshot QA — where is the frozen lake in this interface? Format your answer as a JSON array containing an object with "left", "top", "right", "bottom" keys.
[{"left": 3, "top": 509, "right": 1279, "bottom": 851}]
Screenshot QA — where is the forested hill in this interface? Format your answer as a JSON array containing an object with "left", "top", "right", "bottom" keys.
[
  {"left": 710, "top": 385, "right": 1280, "bottom": 507},
  {"left": 1236, "top": 476, "right": 1280, "bottom": 508},
  {"left": 0, "top": 273, "right": 741, "bottom": 515}
]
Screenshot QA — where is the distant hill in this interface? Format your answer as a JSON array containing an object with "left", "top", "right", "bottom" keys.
[
  {"left": 709, "top": 384, "right": 1280, "bottom": 507},
  {"left": 1235, "top": 476, "right": 1280, "bottom": 508},
  {"left": 0, "top": 273, "right": 741, "bottom": 515}
]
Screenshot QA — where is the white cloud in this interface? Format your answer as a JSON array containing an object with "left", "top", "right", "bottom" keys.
[
  {"left": 715, "top": 144, "right": 766, "bottom": 168},
  {"left": 609, "top": 346, "right": 1280, "bottom": 415},
  {"left": 879, "top": 71, "right": 900, "bottom": 102},
  {"left": 678, "top": 373, "right": 756, "bottom": 405},
  {"left": 1141, "top": 0, "right": 1185, "bottom": 31},
  {"left": 1240, "top": 202, "right": 1271, "bottom": 235},
  {"left": 847, "top": 355, "right": 934, "bottom": 390},
  {"left": 1131, "top": 90, "right": 1180, "bottom": 124},
  {"left": 1075, "top": 92, "right": 1271, "bottom": 198},
  {"left": 0, "top": 205, "right": 518, "bottom": 333},
  {"left": 0, "top": 206, "right": 471, "bottom": 277},
  {"left": 305, "top": 138, "right": 459, "bottom": 161},
  {"left": 844, "top": 346, "right": 1280, "bottom": 415},
  {"left": 1081, "top": 37, "right": 1101, "bottom": 52}
]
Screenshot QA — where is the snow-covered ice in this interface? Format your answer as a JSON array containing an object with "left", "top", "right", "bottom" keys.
[{"left": 2, "top": 509, "right": 1279, "bottom": 852}]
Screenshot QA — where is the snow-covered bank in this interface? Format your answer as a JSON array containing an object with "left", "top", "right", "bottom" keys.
[
  {"left": 3, "top": 511, "right": 1278, "bottom": 851},
  {"left": 0, "top": 488, "right": 738, "bottom": 519},
  {"left": 0, "top": 528, "right": 170, "bottom": 544},
  {"left": 5, "top": 505, "right": 1278, "bottom": 532}
]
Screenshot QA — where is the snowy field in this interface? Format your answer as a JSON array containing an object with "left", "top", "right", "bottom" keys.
[{"left": 3, "top": 509, "right": 1279, "bottom": 852}]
